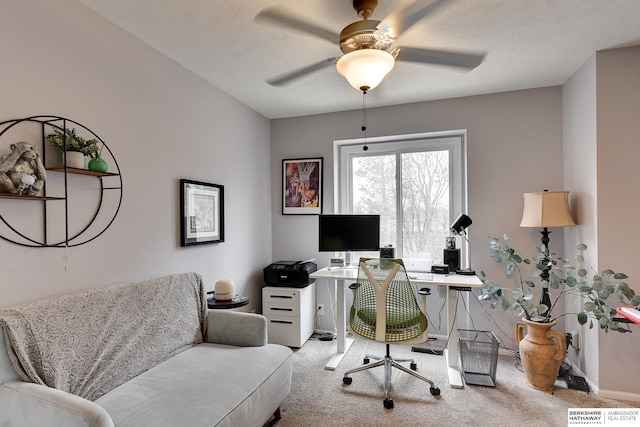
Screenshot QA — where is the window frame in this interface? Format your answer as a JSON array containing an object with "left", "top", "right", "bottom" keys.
[{"left": 333, "top": 130, "right": 468, "bottom": 259}]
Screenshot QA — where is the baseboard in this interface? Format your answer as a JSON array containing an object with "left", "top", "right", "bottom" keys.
[
  {"left": 598, "top": 389, "right": 640, "bottom": 403},
  {"left": 323, "top": 331, "right": 452, "bottom": 340},
  {"left": 317, "top": 331, "right": 450, "bottom": 342},
  {"left": 426, "top": 333, "right": 447, "bottom": 341},
  {"left": 314, "top": 328, "right": 337, "bottom": 335},
  {"left": 498, "top": 348, "right": 514, "bottom": 356},
  {"left": 562, "top": 358, "right": 640, "bottom": 402}
]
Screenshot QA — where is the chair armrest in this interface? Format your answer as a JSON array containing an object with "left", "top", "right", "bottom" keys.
[
  {"left": 0, "top": 381, "right": 114, "bottom": 427},
  {"left": 205, "top": 310, "right": 268, "bottom": 347}
]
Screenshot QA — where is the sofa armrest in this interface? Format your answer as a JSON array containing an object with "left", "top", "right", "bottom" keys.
[
  {"left": 0, "top": 381, "right": 114, "bottom": 427},
  {"left": 205, "top": 310, "right": 268, "bottom": 347}
]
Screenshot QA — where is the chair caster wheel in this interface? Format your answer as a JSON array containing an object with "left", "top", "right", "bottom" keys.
[
  {"left": 430, "top": 386, "right": 441, "bottom": 396},
  {"left": 363, "top": 357, "right": 370, "bottom": 364},
  {"left": 383, "top": 398, "right": 394, "bottom": 409},
  {"left": 343, "top": 376, "right": 352, "bottom": 385},
  {"left": 410, "top": 362, "right": 417, "bottom": 371}
]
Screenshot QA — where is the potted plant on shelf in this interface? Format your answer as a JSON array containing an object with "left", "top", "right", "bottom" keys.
[
  {"left": 47, "top": 127, "right": 106, "bottom": 171},
  {"left": 479, "top": 235, "right": 639, "bottom": 392}
]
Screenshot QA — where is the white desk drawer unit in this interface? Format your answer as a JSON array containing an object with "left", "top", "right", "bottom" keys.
[
  {"left": 263, "top": 301, "right": 302, "bottom": 317},
  {"left": 262, "top": 283, "right": 315, "bottom": 348}
]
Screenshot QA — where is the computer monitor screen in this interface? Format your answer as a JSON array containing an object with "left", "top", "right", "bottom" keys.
[{"left": 318, "top": 214, "right": 380, "bottom": 252}]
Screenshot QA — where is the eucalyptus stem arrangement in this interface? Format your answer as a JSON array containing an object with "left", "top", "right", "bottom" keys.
[
  {"left": 479, "top": 235, "right": 639, "bottom": 332},
  {"left": 47, "top": 127, "right": 101, "bottom": 158}
]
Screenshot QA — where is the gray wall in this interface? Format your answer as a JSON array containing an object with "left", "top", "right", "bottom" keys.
[
  {"left": 0, "top": 0, "right": 272, "bottom": 311},
  {"left": 273, "top": 52, "right": 640, "bottom": 397},
  {"left": 594, "top": 46, "right": 640, "bottom": 398},
  {"left": 563, "top": 54, "right": 600, "bottom": 386},
  {"left": 563, "top": 46, "right": 640, "bottom": 398},
  {"left": 271, "top": 87, "right": 565, "bottom": 343},
  {"left": 2, "top": 0, "right": 638, "bottom": 400}
]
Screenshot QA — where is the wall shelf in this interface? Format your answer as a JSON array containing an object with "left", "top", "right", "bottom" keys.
[
  {"left": 47, "top": 167, "right": 119, "bottom": 177},
  {"left": 0, "top": 115, "right": 123, "bottom": 247},
  {"left": 0, "top": 194, "right": 64, "bottom": 201}
]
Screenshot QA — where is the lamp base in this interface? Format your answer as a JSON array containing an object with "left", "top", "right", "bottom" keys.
[{"left": 456, "top": 268, "right": 476, "bottom": 276}]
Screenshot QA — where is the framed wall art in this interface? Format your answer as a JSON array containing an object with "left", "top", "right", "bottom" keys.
[
  {"left": 180, "top": 179, "right": 224, "bottom": 246},
  {"left": 282, "top": 157, "right": 322, "bottom": 215}
]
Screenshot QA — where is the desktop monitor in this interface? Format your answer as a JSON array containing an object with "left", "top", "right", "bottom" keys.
[{"left": 318, "top": 214, "right": 381, "bottom": 252}]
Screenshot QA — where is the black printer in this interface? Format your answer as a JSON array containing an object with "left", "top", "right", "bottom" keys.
[{"left": 263, "top": 260, "right": 317, "bottom": 288}]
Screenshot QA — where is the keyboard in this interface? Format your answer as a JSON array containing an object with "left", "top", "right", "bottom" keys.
[
  {"left": 407, "top": 272, "right": 434, "bottom": 281},
  {"left": 616, "top": 306, "right": 640, "bottom": 325}
]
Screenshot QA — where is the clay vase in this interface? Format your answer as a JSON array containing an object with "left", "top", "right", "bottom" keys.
[{"left": 515, "top": 319, "right": 566, "bottom": 392}]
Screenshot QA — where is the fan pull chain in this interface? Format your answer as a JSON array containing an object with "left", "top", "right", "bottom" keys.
[{"left": 362, "top": 89, "right": 368, "bottom": 151}]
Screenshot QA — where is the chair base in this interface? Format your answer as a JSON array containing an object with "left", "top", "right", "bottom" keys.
[{"left": 342, "top": 344, "right": 441, "bottom": 408}]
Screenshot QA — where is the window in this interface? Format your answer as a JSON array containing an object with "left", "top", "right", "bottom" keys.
[{"left": 335, "top": 131, "right": 467, "bottom": 262}]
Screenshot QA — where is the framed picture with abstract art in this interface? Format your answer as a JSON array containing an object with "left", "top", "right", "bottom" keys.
[
  {"left": 282, "top": 157, "right": 323, "bottom": 215},
  {"left": 180, "top": 179, "right": 224, "bottom": 246}
]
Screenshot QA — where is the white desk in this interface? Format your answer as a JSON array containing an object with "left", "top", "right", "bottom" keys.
[{"left": 309, "top": 267, "right": 483, "bottom": 388}]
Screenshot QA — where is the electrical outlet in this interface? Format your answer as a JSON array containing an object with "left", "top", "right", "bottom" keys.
[
  {"left": 568, "top": 330, "right": 580, "bottom": 350},
  {"left": 317, "top": 304, "right": 325, "bottom": 316}
]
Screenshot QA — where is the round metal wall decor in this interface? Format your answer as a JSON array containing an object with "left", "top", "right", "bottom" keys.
[{"left": 0, "top": 115, "right": 123, "bottom": 247}]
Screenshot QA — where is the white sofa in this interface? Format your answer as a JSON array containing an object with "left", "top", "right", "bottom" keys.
[{"left": 0, "top": 272, "right": 293, "bottom": 427}]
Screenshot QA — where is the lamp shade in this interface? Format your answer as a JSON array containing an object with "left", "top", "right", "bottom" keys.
[
  {"left": 336, "top": 49, "right": 395, "bottom": 91},
  {"left": 520, "top": 191, "right": 576, "bottom": 228},
  {"left": 450, "top": 213, "right": 472, "bottom": 235}
]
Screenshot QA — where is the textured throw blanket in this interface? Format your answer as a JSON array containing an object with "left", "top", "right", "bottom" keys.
[{"left": 0, "top": 272, "right": 206, "bottom": 401}]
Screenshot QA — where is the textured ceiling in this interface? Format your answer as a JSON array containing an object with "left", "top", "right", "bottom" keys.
[{"left": 76, "top": 0, "right": 640, "bottom": 119}]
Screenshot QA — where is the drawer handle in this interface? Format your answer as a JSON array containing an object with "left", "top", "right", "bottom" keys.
[
  {"left": 271, "top": 307, "right": 293, "bottom": 312},
  {"left": 271, "top": 320, "right": 293, "bottom": 325},
  {"left": 271, "top": 295, "right": 293, "bottom": 299}
]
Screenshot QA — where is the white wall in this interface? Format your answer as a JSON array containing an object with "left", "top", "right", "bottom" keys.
[
  {"left": 0, "top": 0, "right": 272, "bottom": 311},
  {"left": 271, "top": 87, "right": 564, "bottom": 341}
]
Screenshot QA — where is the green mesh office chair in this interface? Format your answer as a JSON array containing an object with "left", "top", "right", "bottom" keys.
[{"left": 342, "top": 258, "right": 440, "bottom": 409}]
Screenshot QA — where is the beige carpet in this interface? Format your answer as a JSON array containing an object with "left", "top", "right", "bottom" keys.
[{"left": 276, "top": 336, "right": 639, "bottom": 427}]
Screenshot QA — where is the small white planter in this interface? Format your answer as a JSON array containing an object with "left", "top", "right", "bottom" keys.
[{"left": 64, "top": 151, "right": 85, "bottom": 169}]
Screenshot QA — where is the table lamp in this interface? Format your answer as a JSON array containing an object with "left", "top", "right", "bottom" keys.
[
  {"left": 214, "top": 279, "right": 235, "bottom": 301},
  {"left": 520, "top": 190, "right": 576, "bottom": 308},
  {"left": 450, "top": 213, "right": 475, "bottom": 275}
]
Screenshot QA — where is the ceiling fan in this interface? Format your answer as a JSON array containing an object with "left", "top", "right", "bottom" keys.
[{"left": 255, "top": 0, "right": 486, "bottom": 92}]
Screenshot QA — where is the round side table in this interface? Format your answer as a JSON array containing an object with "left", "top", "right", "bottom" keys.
[{"left": 206, "top": 293, "right": 249, "bottom": 309}]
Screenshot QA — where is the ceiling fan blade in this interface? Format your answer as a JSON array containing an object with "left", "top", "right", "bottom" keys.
[
  {"left": 396, "top": 47, "right": 486, "bottom": 70},
  {"left": 379, "top": 0, "right": 450, "bottom": 39},
  {"left": 267, "top": 58, "right": 338, "bottom": 87},
  {"left": 255, "top": 6, "right": 338, "bottom": 45}
]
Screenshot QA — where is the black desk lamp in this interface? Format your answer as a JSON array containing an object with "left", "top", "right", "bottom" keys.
[
  {"left": 520, "top": 190, "right": 576, "bottom": 309},
  {"left": 450, "top": 213, "right": 475, "bottom": 276}
]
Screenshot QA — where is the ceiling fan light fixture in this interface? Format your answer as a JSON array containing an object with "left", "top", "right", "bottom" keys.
[{"left": 336, "top": 49, "right": 395, "bottom": 91}]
